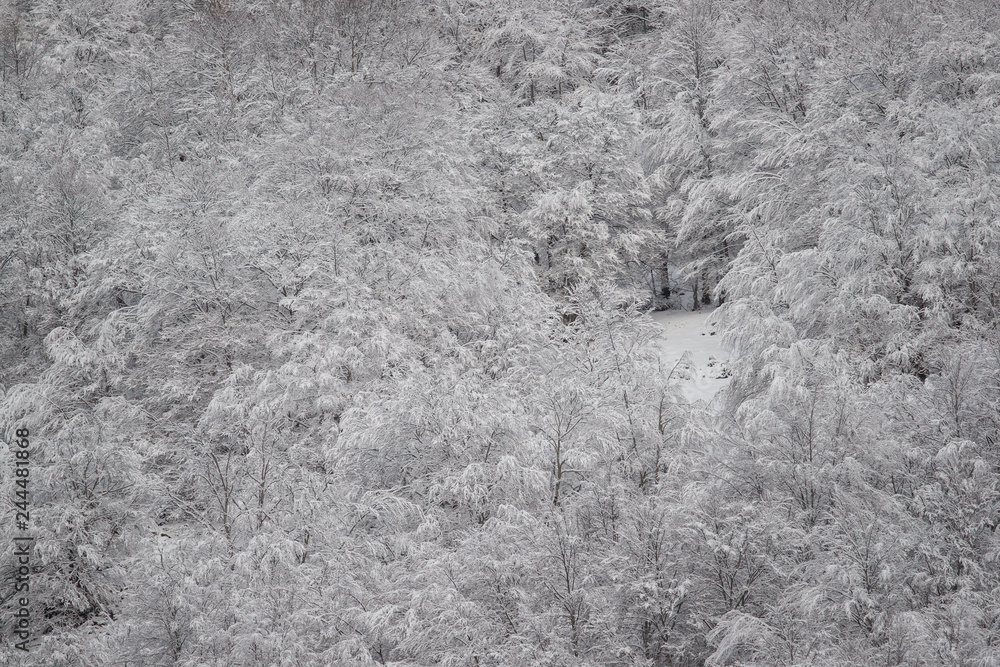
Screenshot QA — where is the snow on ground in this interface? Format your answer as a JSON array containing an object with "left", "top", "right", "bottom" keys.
[{"left": 651, "top": 307, "right": 731, "bottom": 407}]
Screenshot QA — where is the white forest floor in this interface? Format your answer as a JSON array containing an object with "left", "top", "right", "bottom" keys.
[{"left": 651, "top": 307, "right": 731, "bottom": 407}]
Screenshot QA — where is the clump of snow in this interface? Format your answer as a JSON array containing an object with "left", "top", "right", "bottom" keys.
[{"left": 651, "top": 307, "right": 731, "bottom": 407}]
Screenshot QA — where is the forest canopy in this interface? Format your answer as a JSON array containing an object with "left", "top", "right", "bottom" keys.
[{"left": 2, "top": 0, "right": 1000, "bottom": 664}]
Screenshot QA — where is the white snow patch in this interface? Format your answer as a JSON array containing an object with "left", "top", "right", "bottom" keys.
[{"left": 651, "top": 307, "right": 732, "bottom": 407}]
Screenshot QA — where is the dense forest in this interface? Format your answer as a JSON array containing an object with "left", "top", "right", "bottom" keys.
[{"left": 2, "top": 0, "right": 1000, "bottom": 664}]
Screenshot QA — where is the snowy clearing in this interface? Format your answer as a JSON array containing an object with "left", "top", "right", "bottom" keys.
[{"left": 651, "top": 307, "right": 731, "bottom": 407}]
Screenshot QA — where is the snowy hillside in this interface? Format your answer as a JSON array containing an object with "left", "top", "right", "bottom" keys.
[
  {"left": 652, "top": 308, "right": 731, "bottom": 407},
  {"left": 4, "top": 0, "right": 1000, "bottom": 663}
]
